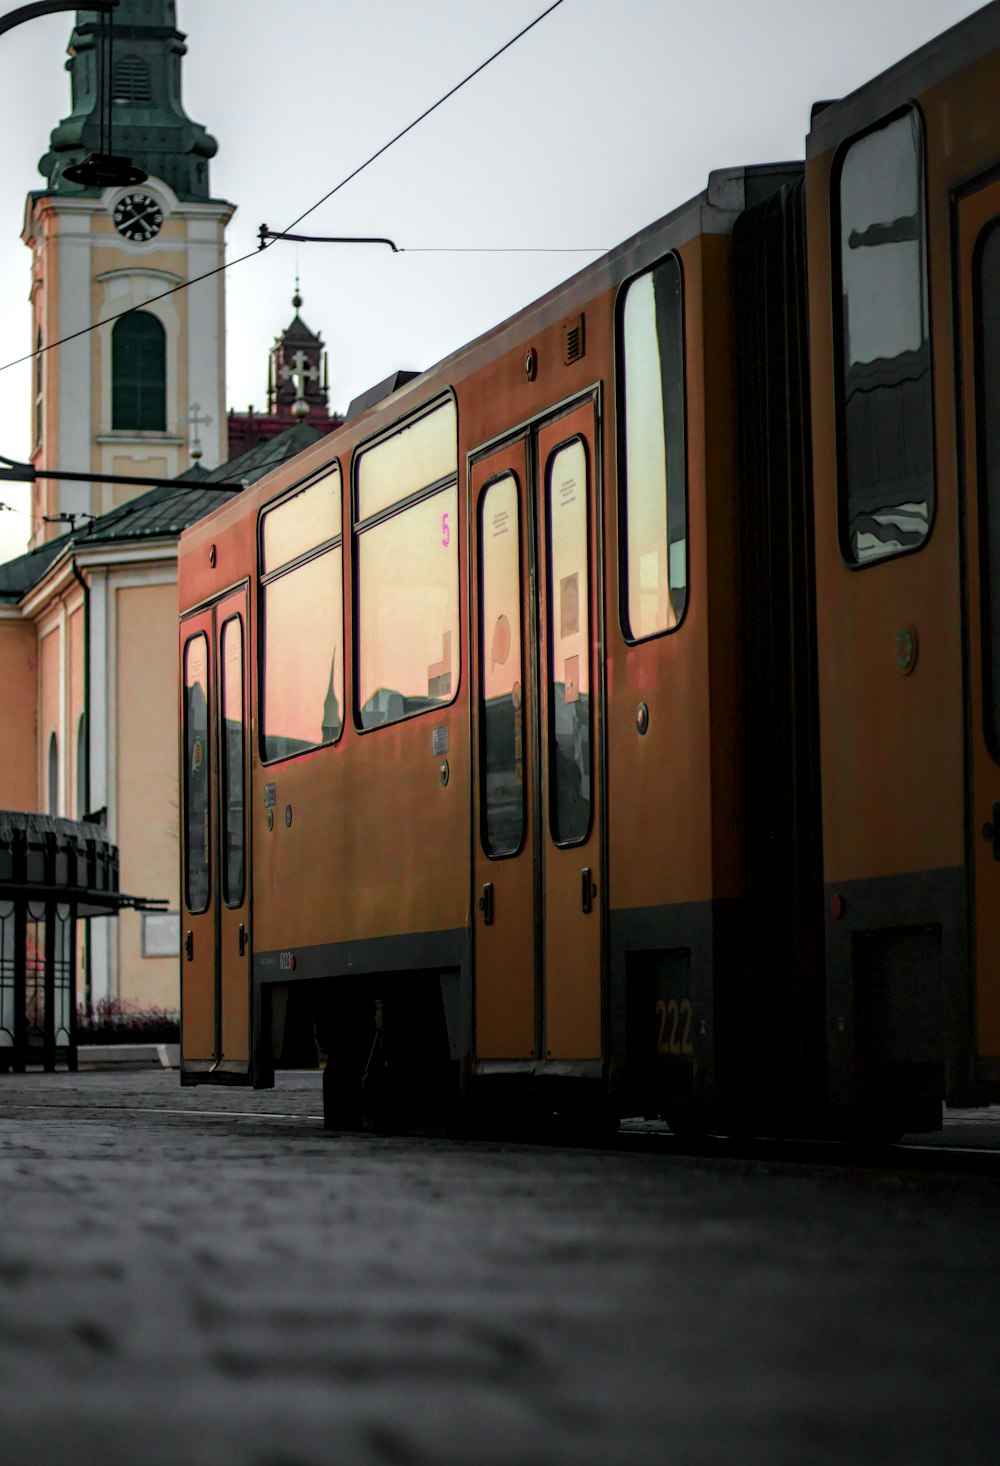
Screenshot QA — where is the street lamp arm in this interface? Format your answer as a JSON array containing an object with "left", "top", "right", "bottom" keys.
[{"left": 0, "top": 1, "right": 116, "bottom": 40}]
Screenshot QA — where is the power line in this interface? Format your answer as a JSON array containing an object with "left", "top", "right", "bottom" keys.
[
  {"left": 0, "top": 0, "right": 569, "bottom": 381},
  {"left": 280, "top": 0, "right": 566, "bottom": 237}
]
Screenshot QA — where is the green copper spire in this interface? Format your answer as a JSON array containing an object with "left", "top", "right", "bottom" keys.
[{"left": 39, "top": 2, "right": 218, "bottom": 199}]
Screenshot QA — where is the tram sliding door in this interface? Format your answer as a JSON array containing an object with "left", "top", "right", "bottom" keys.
[
  {"left": 471, "top": 397, "right": 604, "bottom": 1068},
  {"left": 956, "top": 179, "right": 1000, "bottom": 1094},
  {"left": 179, "top": 586, "right": 251, "bottom": 1080}
]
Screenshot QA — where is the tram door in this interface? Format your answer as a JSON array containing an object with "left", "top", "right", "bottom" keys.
[
  {"left": 179, "top": 586, "right": 251, "bottom": 1079},
  {"left": 472, "top": 397, "right": 604, "bottom": 1063},
  {"left": 957, "top": 181, "right": 1000, "bottom": 1077}
]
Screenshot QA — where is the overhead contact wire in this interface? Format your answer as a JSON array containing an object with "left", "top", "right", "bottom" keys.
[{"left": 0, "top": 0, "right": 569, "bottom": 378}]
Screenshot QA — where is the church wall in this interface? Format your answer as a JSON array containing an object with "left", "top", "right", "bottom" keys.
[
  {"left": 68, "top": 603, "right": 84, "bottom": 818},
  {"left": 38, "top": 616, "right": 62, "bottom": 814},
  {"left": 114, "top": 578, "right": 179, "bottom": 1011},
  {"left": 0, "top": 615, "right": 38, "bottom": 811}
]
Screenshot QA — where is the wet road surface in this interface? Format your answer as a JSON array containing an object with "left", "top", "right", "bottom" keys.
[{"left": 1, "top": 1070, "right": 999, "bottom": 1466}]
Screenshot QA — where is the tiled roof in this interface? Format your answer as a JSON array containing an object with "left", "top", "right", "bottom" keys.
[
  {"left": 201, "top": 420, "right": 325, "bottom": 484},
  {"left": 0, "top": 536, "right": 68, "bottom": 601},
  {"left": 0, "top": 421, "right": 329, "bottom": 602}
]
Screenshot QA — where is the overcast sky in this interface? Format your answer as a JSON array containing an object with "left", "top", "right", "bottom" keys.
[{"left": 0, "top": 0, "right": 987, "bottom": 561}]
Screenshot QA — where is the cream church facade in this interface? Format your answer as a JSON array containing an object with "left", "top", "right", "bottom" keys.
[{"left": 0, "top": 2, "right": 234, "bottom": 1010}]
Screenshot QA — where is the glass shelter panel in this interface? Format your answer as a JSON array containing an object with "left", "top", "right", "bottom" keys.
[
  {"left": 975, "top": 221, "right": 1000, "bottom": 764},
  {"left": 479, "top": 473, "right": 524, "bottom": 857},
  {"left": 547, "top": 439, "right": 591, "bottom": 845},
  {"left": 0, "top": 900, "right": 14, "bottom": 1051},
  {"left": 620, "top": 255, "right": 687, "bottom": 637},
  {"left": 25, "top": 902, "right": 45, "bottom": 1043},
  {"left": 358, "top": 486, "right": 459, "bottom": 727},
  {"left": 836, "top": 109, "right": 933, "bottom": 564},
  {"left": 184, "top": 633, "right": 210, "bottom": 913},
  {"left": 53, "top": 904, "right": 72, "bottom": 1047},
  {"left": 220, "top": 617, "right": 245, "bottom": 907}
]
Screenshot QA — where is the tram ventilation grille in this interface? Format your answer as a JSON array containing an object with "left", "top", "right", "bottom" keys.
[{"left": 563, "top": 314, "right": 585, "bottom": 364}]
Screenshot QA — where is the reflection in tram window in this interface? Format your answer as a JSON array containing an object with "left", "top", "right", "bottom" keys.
[
  {"left": 183, "top": 633, "right": 210, "bottom": 913},
  {"left": 479, "top": 473, "right": 524, "bottom": 857},
  {"left": 260, "top": 463, "right": 343, "bottom": 762},
  {"left": 547, "top": 439, "right": 591, "bottom": 845},
  {"left": 355, "top": 399, "right": 459, "bottom": 730},
  {"left": 220, "top": 616, "right": 245, "bottom": 907},
  {"left": 836, "top": 108, "right": 933, "bottom": 564},
  {"left": 620, "top": 254, "right": 686, "bottom": 637}
]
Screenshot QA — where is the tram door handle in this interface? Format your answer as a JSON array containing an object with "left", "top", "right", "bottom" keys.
[
  {"left": 582, "top": 868, "right": 596, "bottom": 915},
  {"left": 238, "top": 923, "right": 247, "bottom": 956},
  {"left": 184, "top": 930, "right": 193, "bottom": 961},
  {"left": 994, "top": 803, "right": 1000, "bottom": 862},
  {"left": 479, "top": 882, "right": 494, "bottom": 926}
]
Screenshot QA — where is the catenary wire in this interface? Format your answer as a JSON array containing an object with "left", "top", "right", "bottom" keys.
[{"left": 0, "top": 0, "right": 570, "bottom": 380}]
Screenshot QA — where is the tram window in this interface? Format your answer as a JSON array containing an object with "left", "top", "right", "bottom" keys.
[
  {"left": 260, "top": 463, "right": 343, "bottom": 762},
  {"left": 546, "top": 438, "right": 591, "bottom": 845},
  {"left": 835, "top": 108, "right": 933, "bottom": 565},
  {"left": 220, "top": 616, "right": 245, "bottom": 907},
  {"left": 619, "top": 254, "right": 686, "bottom": 638},
  {"left": 183, "top": 632, "right": 210, "bottom": 913},
  {"left": 357, "top": 398, "right": 457, "bottom": 521},
  {"left": 355, "top": 399, "right": 459, "bottom": 730},
  {"left": 479, "top": 473, "right": 524, "bottom": 857},
  {"left": 975, "top": 220, "right": 1000, "bottom": 765}
]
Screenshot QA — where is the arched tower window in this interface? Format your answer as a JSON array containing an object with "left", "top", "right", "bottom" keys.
[
  {"left": 113, "top": 55, "right": 152, "bottom": 104},
  {"left": 112, "top": 312, "right": 166, "bottom": 431},
  {"left": 48, "top": 732, "right": 58, "bottom": 816}
]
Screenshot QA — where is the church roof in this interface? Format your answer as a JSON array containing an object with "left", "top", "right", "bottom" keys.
[
  {"left": 0, "top": 537, "right": 68, "bottom": 602},
  {"left": 0, "top": 421, "right": 328, "bottom": 603},
  {"left": 38, "top": 2, "right": 220, "bottom": 201},
  {"left": 201, "top": 419, "right": 326, "bottom": 485}
]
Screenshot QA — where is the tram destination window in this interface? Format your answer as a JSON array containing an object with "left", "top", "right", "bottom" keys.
[
  {"left": 355, "top": 398, "right": 459, "bottom": 730},
  {"left": 259, "top": 463, "right": 344, "bottom": 762},
  {"left": 835, "top": 108, "right": 933, "bottom": 565},
  {"left": 619, "top": 253, "right": 687, "bottom": 639},
  {"left": 478, "top": 473, "right": 524, "bottom": 857},
  {"left": 547, "top": 438, "right": 591, "bottom": 845},
  {"left": 183, "top": 632, "right": 210, "bottom": 913}
]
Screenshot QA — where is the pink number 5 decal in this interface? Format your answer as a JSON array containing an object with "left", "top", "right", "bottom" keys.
[{"left": 442, "top": 512, "right": 451, "bottom": 548}]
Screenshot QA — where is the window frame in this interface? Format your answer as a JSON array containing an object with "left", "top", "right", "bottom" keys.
[
  {"left": 830, "top": 103, "right": 936, "bottom": 570},
  {"left": 351, "top": 391, "right": 461, "bottom": 734},
  {"left": 477, "top": 468, "right": 527, "bottom": 861},
  {"left": 256, "top": 457, "right": 345, "bottom": 767},
  {"left": 219, "top": 612, "right": 246, "bottom": 910},
  {"left": 972, "top": 213, "right": 1000, "bottom": 767},
  {"left": 182, "top": 631, "right": 211, "bottom": 916},
  {"left": 111, "top": 309, "right": 167, "bottom": 432},
  {"left": 544, "top": 431, "right": 594, "bottom": 850},
  {"left": 615, "top": 250, "right": 688, "bottom": 645}
]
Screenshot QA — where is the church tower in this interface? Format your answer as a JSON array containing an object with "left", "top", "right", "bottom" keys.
[{"left": 22, "top": 2, "right": 234, "bottom": 547}]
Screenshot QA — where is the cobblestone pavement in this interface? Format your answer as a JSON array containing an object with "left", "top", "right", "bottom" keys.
[{"left": 1, "top": 1071, "right": 999, "bottom": 1466}]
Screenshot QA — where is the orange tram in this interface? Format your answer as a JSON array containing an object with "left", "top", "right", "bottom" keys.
[{"left": 178, "top": 5, "right": 1000, "bottom": 1141}]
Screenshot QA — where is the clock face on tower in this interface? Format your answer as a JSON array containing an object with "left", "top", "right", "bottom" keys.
[{"left": 112, "top": 193, "right": 164, "bottom": 242}]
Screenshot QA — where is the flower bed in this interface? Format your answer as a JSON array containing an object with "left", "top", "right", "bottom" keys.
[{"left": 76, "top": 998, "right": 179, "bottom": 1046}]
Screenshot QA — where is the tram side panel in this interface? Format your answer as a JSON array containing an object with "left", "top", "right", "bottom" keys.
[
  {"left": 246, "top": 397, "right": 473, "bottom": 1105},
  {"left": 805, "top": 26, "right": 1000, "bottom": 1125},
  {"left": 605, "top": 223, "right": 745, "bottom": 1129}
]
